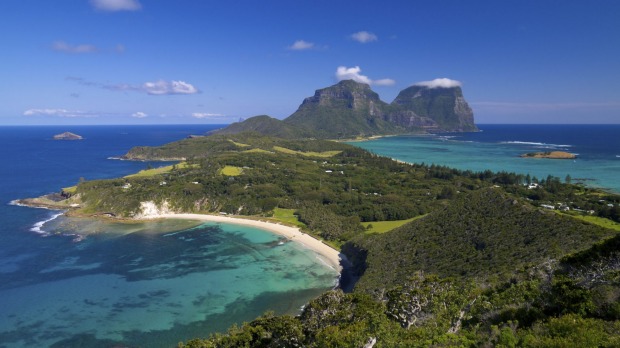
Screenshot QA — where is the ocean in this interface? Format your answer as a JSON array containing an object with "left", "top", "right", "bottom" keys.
[
  {"left": 1, "top": 124, "right": 618, "bottom": 347},
  {"left": 0, "top": 125, "right": 338, "bottom": 348},
  {"left": 351, "top": 124, "right": 620, "bottom": 193}
]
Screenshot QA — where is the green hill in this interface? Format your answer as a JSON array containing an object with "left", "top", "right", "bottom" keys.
[
  {"left": 213, "top": 115, "right": 310, "bottom": 139},
  {"left": 348, "top": 188, "right": 615, "bottom": 295}
]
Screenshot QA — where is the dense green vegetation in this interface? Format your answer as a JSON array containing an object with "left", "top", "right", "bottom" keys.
[
  {"left": 47, "top": 132, "right": 620, "bottom": 346},
  {"left": 349, "top": 188, "right": 615, "bottom": 295}
]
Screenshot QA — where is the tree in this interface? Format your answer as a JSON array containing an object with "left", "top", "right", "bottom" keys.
[{"left": 385, "top": 273, "right": 470, "bottom": 331}]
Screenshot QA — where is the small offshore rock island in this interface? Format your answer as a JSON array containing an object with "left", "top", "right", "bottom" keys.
[
  {"left": 53, "top": 131, "right": 83, "bottom": 140},
  {"left": 520, "top": 151, "right": 577, "bottom": 159},
  {"left": 18, "top": 79, "right": 620, "bottom": 347}
]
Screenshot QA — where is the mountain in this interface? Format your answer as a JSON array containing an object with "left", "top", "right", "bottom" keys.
[
  {"left": 283, "top": 80, "right": 401, "bottom": 139},
  {"left": 213, "top": 79, "right": 478, "bottom": 139},
  {"left": 388, "top": 85, "right": 477, "bottom": 132}
]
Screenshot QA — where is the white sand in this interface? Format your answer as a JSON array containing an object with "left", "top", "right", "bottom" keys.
[{"left": 147, "top": 213, "right": 343, "bottom": 272}]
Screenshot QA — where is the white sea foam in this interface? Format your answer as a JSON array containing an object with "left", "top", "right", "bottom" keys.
[
  {"left": 501, "top": 141, "right": 572, "bottom": 148},
  {"left": 30, "top": 212, "right": 64, "bottom": 234}
]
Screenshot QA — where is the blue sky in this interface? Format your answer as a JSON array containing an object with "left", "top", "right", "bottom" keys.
[{"left": 1, "top": 0, "right": 619, "bottom": 125}]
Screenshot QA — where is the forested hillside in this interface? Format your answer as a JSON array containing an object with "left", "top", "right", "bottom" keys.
[{"left": 349, "top": 188, "right": 615, "bottom": 295}]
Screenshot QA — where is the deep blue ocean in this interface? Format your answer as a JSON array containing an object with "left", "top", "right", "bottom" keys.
[{"left": 0, "top": 124, "right": 618, "bottom": 347}]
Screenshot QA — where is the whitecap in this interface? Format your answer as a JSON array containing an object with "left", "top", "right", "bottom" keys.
[
  {"left": 501, "top": 141, "right": 572, "bottom": 148},
  {"left": 30, "top": 212, "right": 64, "bottom": 235}
]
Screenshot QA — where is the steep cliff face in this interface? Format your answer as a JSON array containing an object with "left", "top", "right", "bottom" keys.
[
  {"left": 390, "top": 85, "right": 477, "bottom": 132},
  {"left": 284, "top": 80, "right": 400, "bottom": 138}
]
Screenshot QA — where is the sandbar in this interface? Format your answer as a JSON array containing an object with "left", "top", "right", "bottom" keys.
[{"left": 144, "top": 213, "right": 343, "bottom": 272}]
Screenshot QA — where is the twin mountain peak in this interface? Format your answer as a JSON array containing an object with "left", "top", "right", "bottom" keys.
[{"left": 215, "top": 79, "right": 477, "bottom": 139}]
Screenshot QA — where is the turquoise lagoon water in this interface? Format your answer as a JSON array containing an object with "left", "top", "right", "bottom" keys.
[
  {"left": 351, "top": 124, "right": 620, "bottom": 193},
  {"left": 0, "top": 126, "right": 338, "bottom": 348}
]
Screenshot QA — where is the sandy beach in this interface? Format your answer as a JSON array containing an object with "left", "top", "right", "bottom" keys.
[{"left": 146, "top": 213, "right": 343, "bottom": 272}]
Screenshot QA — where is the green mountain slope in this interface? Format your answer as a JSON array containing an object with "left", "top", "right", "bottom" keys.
[{"left": 212, "top": 115, "right": 310, "bottom": 139}]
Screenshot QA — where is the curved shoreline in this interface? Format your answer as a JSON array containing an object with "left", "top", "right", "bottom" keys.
[{"left": 142, "top": 213, "right": 343, "bottom": 272}]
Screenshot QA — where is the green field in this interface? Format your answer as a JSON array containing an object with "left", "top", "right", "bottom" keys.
[
  {"left": 273, "top": 146, "right": 341, "bottom": 158},
  {"left": 229, "top": 140, "right": 251, "bottom": 147},
  {"left": 243, "top": 148, "right": 272, "bottom": 154},
  {"left": 564, "top": 213, "right": 620, "bottom": 231},
  {"left": 219, "top": 165, "right": 243, "bottom": 176},
  {"left": 62, "top": 186, "right": 77, "bottom": 194},
  {"left": 124, "top": 162, "right": 194, "bottom": 178},
  {"left": 363, "top": 216, "right": 425, "bottom": 234},
  {"left": 270, "top": 208, "right": 306, "bottom": 228}
]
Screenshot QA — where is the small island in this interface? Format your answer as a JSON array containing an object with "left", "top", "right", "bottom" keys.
[
  {"left": 520, "top": 150, "right": 576, "bottom": 159},
  {"left": 53, "top": 132, "right": 83, "bottom": 140}
]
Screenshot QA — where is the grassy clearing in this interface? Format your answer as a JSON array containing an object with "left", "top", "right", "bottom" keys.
[
  {"left": 270, "top": 208, "right": 306, "bottom": 228},
  {"left": 229, "top": 140, "right": 251, "bottom": 147},
  {"left": 363, "top": 215, "right": 426, "bottom": 234},
  {"left": 219, "top": 165, "right": 243, "bottom": 176},
  {"left": 62, "top": 186, "right": 77, "bottom": 194},
  {"left": 563, "top": 213, "right": 620, "bottom": 232},
  {"left": 243, "top": 148, "right": 272, "bottom": 154},
  {"left": 124, "top": 162, "right": 194, "bottom": 178},
  {"left": 273, "top": 146, "right": 341, "bottom": 158}
]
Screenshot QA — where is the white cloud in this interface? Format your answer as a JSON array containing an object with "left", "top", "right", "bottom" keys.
[
  {"left": 414, "top": 78, "right": 462, "bottom": 88},
  {"left": 23, "top": 108, "right": 98, "bottom": 118},
  {"left": 350, "top": 31, "right": 378, "bottom": 43},
  {"left": 192, "top": 112, "right": 224, "bottom": 119},
  {"left": 52, "top": 41, "right": 98, "bottom": 54},
  {"left": 132, "top": 111, "right": 148, "bottom": 118},
  {"left": 288, "top": 40, "right": 315, "bottom": 50},
  {"left": 143, "top": 80, "right": 199, "bottom": 95},
  {"left": 67, "top": 77, "right": 199, "bottom": 96},
  {"left": 335, "top": 66, "right": 395, "bottom": 86},
  {"left": 90, "top": 0, "right": 141, "bottom": 11}
]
